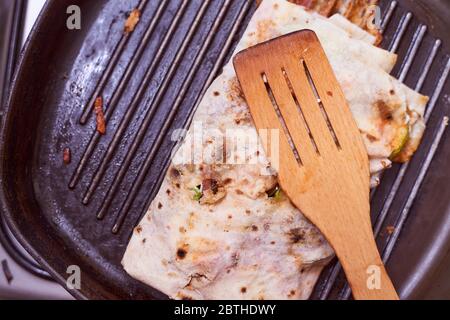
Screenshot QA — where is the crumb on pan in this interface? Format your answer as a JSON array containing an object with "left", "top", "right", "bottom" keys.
[
  {"left": 63, "top": 147, "right": 71, "bottom": 164},
  {"left": 386, "top": 226, "right": 396, "bottom": 235},
  {"left": 124, "top": 8, "right": 141, "bottom": 34},
  {"left": 94, "top": 96, "right": 106, "bottom": 135}
]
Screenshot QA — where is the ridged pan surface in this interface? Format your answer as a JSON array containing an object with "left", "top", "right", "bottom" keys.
[{"left": 0, "top": 0, "right": 449, "bottom": 300}]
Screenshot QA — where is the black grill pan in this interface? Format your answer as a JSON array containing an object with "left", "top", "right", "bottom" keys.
[{"left": 0, "top": 0, "right": 449, "bottom": 300}]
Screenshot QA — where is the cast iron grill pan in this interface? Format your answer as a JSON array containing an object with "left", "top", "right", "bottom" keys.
[{"left": 0, "top": 0, "right": 449, "bottom": 300}]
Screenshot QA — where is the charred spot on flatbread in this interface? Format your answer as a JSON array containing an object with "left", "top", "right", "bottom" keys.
[
  {"left": 170, "top": 167, "right": 181, "bottom": 179},
  {"left": 176, "top": 248, "right": 187, "bottom": 260},
  {"left": 288, "top": 228, "right": 306, "bottom": 244},
  {"left": 234, "top": 110, "right": 252, "bottom": 125},
  {"left": 228, "top": 77, "right": 246, "bottom": 105},
  {"left": 376, "top": 100, "right": 394, "bottom": 121},
  {"left": 223, "top": 178, "right": 233, "bottom": 185}
]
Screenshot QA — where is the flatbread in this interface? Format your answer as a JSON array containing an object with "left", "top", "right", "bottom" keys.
[
  {"left": 245, "top": 3, "right": 396, "bottom": 73},
  {"left": 123, "top": 0, "right": 428, "bottom": 300},
  {"left": 329, "top": 13, "right": 377, "bottom": 44},
  {"left": 287, "top": 0, "right": 383, "bottom": 44}
]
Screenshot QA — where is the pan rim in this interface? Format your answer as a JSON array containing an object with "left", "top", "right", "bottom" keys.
[{"left": 0, "top": 0, "right": 87, "bottom": 300}]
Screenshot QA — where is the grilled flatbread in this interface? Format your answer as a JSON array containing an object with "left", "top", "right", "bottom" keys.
[
  {"left": 328, "top": 13, "right": 378, "bottom": 44},
  {"left": 123, "top": 0, "right": 428, "bottom": 300},
  {"left": 289, "top": 0, "right": 382, "bottom": 44}
]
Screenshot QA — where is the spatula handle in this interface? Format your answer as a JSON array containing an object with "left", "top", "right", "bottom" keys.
[{"left": 334, "top": 228, "right": 399, "bottom": 300}]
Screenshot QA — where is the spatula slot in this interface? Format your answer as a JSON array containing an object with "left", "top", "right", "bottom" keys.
[
  {"left": 261, "top": 73, "right": 303, "bottom": 166},
  {"left": 302, "top": 60, "right": 342, "bottom": 150},
  {"left": 281, "top": 67, "right": 321, "bottom": 156}
]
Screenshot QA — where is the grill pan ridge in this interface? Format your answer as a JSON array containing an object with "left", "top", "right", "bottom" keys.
[{"left": 0, "top": 0, "right": 449, "bottom": 300}]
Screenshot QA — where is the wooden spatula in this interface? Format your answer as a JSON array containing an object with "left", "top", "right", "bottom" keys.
[{"left": 233, "top": 30, "right": 399, "bottom": 300}]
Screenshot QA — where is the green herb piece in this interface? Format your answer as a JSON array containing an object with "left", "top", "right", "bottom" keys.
[
  {"left": 192, "top": 185, "right": 203, "bottom": 201},
  {"left": 267, "top": 185, "right": 282, "bottom": 200}
]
